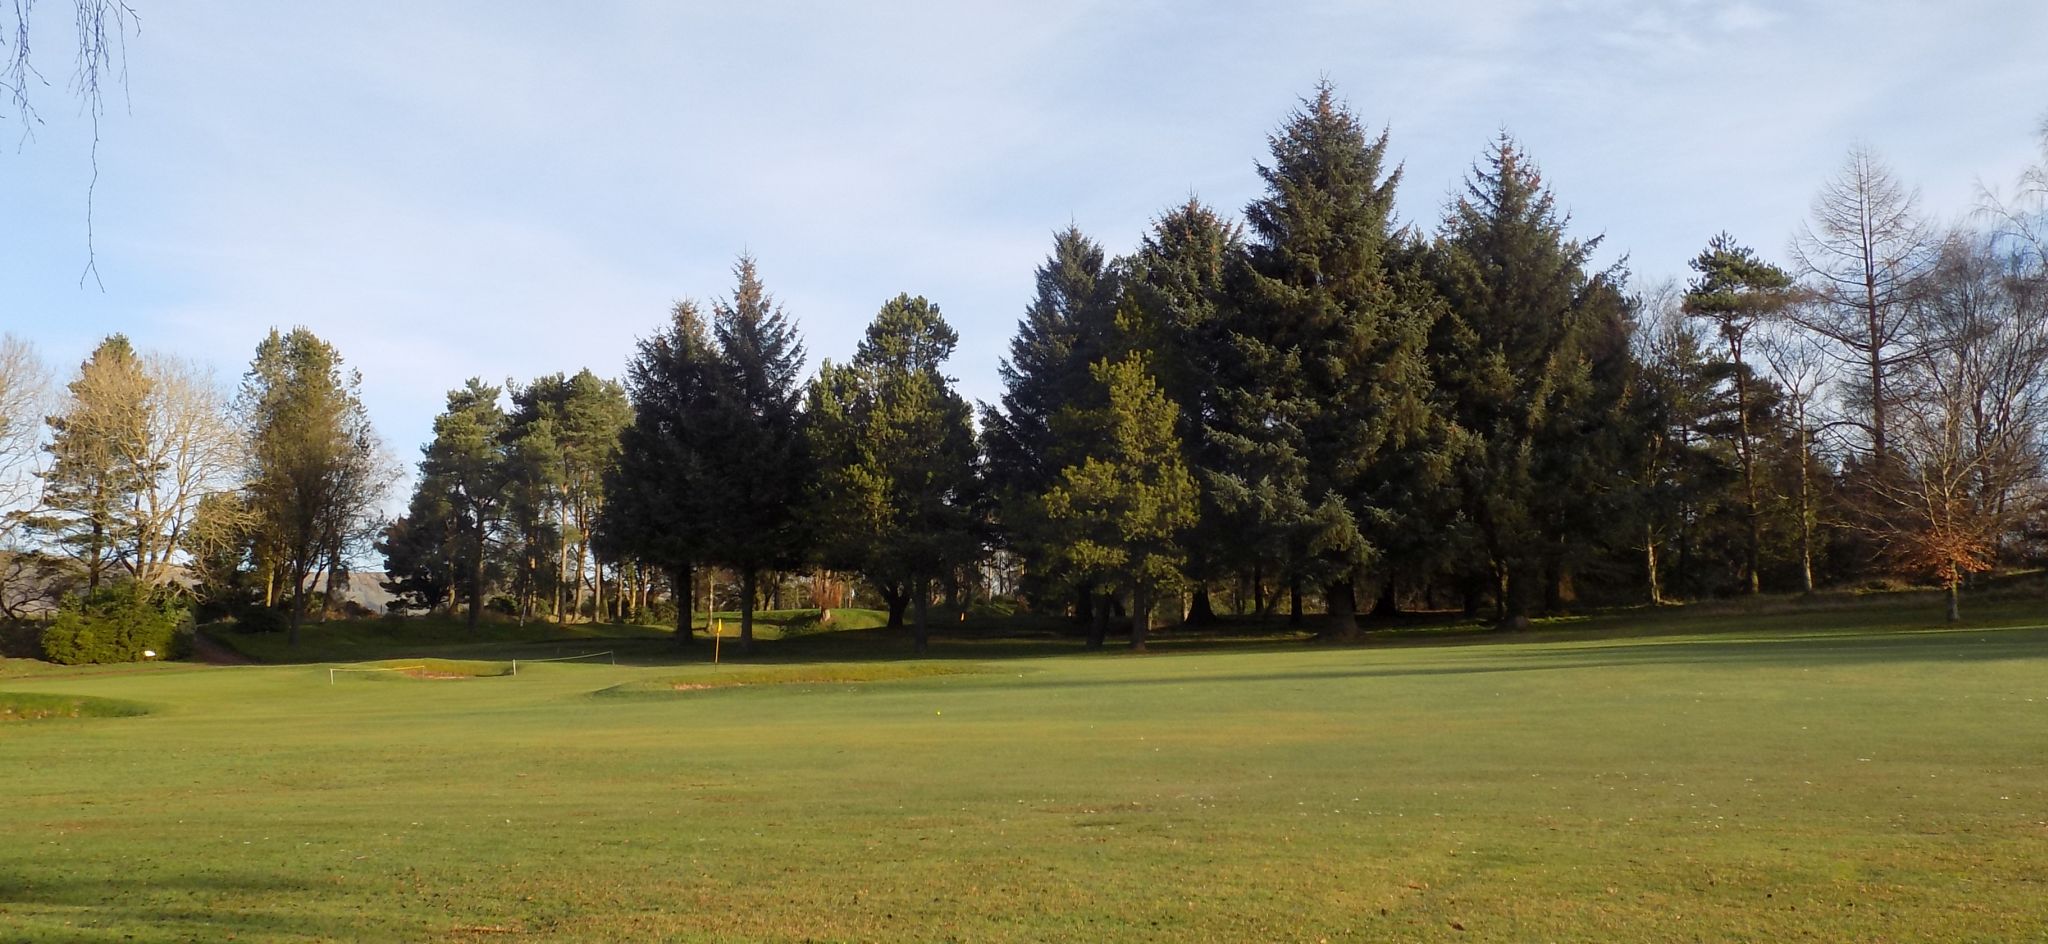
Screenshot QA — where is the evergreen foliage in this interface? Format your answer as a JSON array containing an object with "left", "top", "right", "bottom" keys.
[
  {"left": 807, "top": 294, "right": 981, "bottom": 651},
  {"left": 1429, "top": 135, "right": 1637, "bottom": 622},
  {"left": 1041, "top": 353, "right": 1198, "bottom": 650},
  {"left": 1209, "top": 82, "right": 1441, "bottom": 639}
]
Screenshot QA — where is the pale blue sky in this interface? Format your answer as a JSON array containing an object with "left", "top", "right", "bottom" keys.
[{"left": 4, "top": 0, "right": 2044, "bottom": 474}]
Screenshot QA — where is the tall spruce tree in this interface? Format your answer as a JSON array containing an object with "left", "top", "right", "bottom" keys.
[
  {"left": 1429, "top": 135, "right": 1636, "bottom": 623},
  {"left": 807, "top": 294, "right": 982, "bottom": 652},
  {"left": 700, "top": 257, "right": 811, "bottom": 653},
  {"left": 1209, "top": 82, "right": 1440, "bottom": 640},
  {"left": 606, "top": 301, "right": 721, "bottom": 646},
  {"left": 1124, "top": 199, "right": 1244, "bottom": 624},
  {"left": 981, "top": 226, "right": 1120, "bottom": 617},
  {"left": 1042, "top": 352, "right": 1198, "bottom": 651}
]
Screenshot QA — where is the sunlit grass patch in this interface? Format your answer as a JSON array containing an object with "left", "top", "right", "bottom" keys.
[
  {"left": 596, "top": 661, "right": 992, "bottom": 696},
  {"left": 0, "top": 691, "right": 151, "bottom": 720},
  {"left": 330, "top": 658, "right": 515, "bottom": 681}
]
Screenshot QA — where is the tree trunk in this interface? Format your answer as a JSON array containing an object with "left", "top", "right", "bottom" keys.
[
  {"left": 1946, "top": 580, "right": 1961, "bottom": 623},
  {"left": 1186, "top": 583, "right": 1216, "bottom": 625},
  {"left": 672, "top": 563, "right": 693, "bottom": 648},
  {"left": 1324, "top": 577, "right": 1359, "bottom": 641},
  {"left": 1287, "top": 578, "right": 1303, "bottom": 627},
  {"left": 1087, "top": 592, "right": 1110, "bottom": 649},
  {"left": 468, "top": 527, "right": 486, "bottom": 631},
  {"left": 288, "top": 564, "right": 309, "bottom": 646},
  {"left": 1796, "top": 424, "right": 1816, "bottom": 594},
  {"left": 1646, "top": 525, "right": 1664, "bottom": 605},
  {"left": 1370, "top": 576, "right": 1398, "bottom": 619},
  {"left": 738, "top": 568, "right": 756, "bottom": 654},
  {"left": 912, "top": 576, "right": 931, "bottom": 654},
  {"left": 881, "top": 585, "right": 908, "bottom": 630},
  {"left": 1130, "top": 585, "right": 1150, "bottom": 652},
  {"left": 1251, "top": 565, "right": 1267, "bottom": 617},
  {"left": 1073, "top": 585, "right": 1093, "bottom": 624}
]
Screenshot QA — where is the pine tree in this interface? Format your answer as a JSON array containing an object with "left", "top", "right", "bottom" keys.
[
  {"left": 416, "top": 379, "right": 510, "bottom": 630},
  {"left": 1684, "top": 234, "right": 1795, "bottom": 594},
  {"left": 606, "top": 301, "right": 721, "bottom": 646},
  {"left": 1210, "top": 82, "right": 1440, "bottom": 640},
  {"left": 807, "top": 294, "right": 982, "bottom": 652},
  {"left": 1042, "top": 353, "right": 1198, "bottom": 651},
  {"left": 981, "top": 226, "right": 1120, "bottom": 617},
  {"left": 700, "top": 257, "right": 811, "bottom": 653},
  {"left": 32, "top": 335, "right": 151, "bottom": 594},
  {"left": 1429, "top": 135, "right": 1636, "bottom": 623},
  {"left": 377, "top": 487, "right": 458, "bottom": 614},
  {"left": 1124, "top": 199, "right": 1243, "bottom": 624},
  {"left": 241, "top": 328, "right": 387, "bottom": 645},
  {"left": 508, "top": 369, "right": 631, "bottom": 621}
]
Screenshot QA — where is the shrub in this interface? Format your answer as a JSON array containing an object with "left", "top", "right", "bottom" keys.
[
  {"left": 40, "top": 589, "right": 194, "bottom": 665},
  {"left": 232, "top": 604, "right": 288, "bottom": 635}
]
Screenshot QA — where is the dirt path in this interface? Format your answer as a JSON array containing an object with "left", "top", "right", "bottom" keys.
[{"left": 190, "top": 631, "right": 256, "bottom": 666}]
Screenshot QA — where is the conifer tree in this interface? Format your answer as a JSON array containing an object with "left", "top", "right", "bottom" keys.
[
  {"left": 1684, "top": 234, "right": 1794, "bottom": 594},
  {"left": 807, "top": 294, "right": 981, "bottom": 652},
  {"left": 508, "top": 369, "right": 631, "bottom": 621},
  {"left": 700, "top": 257, "right": 811, "bottom": 652},
  {"left": 1210, "top": 82, "right": 1440, "bottom": 640},
  {"left": 1042, "top": 353, "right": 1198, "bottom": 651},
  {"left": 241, "top": 328, "right": 388, "bottom": 645},
  {"left": 981, "top": 226, "right": 1120, "bottom": 616},
  {"left": 416, "top": 379, "right": 510, "bottom": 630},
  {"left": 606, "top": 301, "right": 721, "bottom": 646},
  {"left": 32, "top": 335, "right": 150, "bottom": 594},
  {"left": 1125, "top": 199, "right": 1243, "bottom": 623},
  {"left": 1429, "top": 135, "right": 1635, "bottom": 623}
]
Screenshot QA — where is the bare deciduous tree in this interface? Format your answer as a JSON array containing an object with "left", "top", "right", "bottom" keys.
[
  {"left": 1790, "top": 146, "right": 1936, "bottom": 465},
  {"left": 0, "top": 334, "right": 50, "bottom": 532},
  {"left": 1865, "top": 231, "right": 2048, "bottom": 620},
  {"left": 1760, "top": 328, "right": 1832, "bottom": 594},
  {"left": 126, "top": 354, "right": 245, "bottom": 589}
]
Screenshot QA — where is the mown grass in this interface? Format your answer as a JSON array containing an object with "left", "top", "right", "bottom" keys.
[
  {"left": 0, "top": 690, "right": 152, "bottom": 721},
  {"left": 1, "top": 594, "right": 2046, "bottom": 941},
  {"left": 595, "top": 660, "right": 993, "bottom": 697}
]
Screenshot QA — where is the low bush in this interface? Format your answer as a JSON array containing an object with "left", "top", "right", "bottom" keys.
[{"left": 40, "top": 589, "right": 194, "bottom": 665}]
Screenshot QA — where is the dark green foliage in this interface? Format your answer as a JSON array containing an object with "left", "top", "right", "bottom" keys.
[
  {"left": 30, "top": 335, "right": 149, "bottom": 594},
  {"left": 1683, "top": 234, "right": 1795, "bottom": 594},
  {"left": 1123, "top": 199, "right": 1243, "bottom": 622},
  {"left": 607, "top": 301, "right": 721, "bottom": 643},
  {"left": 1429, "top": 135, "right": 1637, "bottom": 621},
  {"left": 40, "top": 586, "right": 192, "bottom": 665},
  {"left": 414, "top": 379, "right": 510, "bottom": 630},
  {"left": 376, "top": 488, "right": 457, "bottom": 613},
  {"left": 654, "top": 257, "right": 812, "bottom": 652},
  {"left": 240, "top": 328, "right": 386, "bottom": 646},
  {"left": 1042, "top": 353, "right": 1199, "bottom": 650},
  {"left": 507, "top": 369, "right": 632, "bottom": 622},
  {"left": 1209, "top": 82, "right": 1442, "bottom": 638},
  {"left": 807, "top": 294, "right": 982, "bottom": 651},
  {"left": 981, "top": 227, "right": 1120, "bottom": 613}
]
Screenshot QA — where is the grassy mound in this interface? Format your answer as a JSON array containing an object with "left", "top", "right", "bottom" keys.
[
  {"left": 329, "top": 658, "right": 515, "bottom": 680},
  {"left": 0, "top": 691, "right": 151, "bottom": 721},
  {"left": 597, "top": 660, "right": 990, "bottom": 696}
]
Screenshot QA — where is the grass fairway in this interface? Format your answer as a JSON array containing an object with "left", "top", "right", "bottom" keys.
[{"left": 3, "top": 610, "right": 2047, "bottom": 941}]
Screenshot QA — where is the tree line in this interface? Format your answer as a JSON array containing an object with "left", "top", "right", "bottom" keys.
[{"left": 3, "top": 85, "right": 2044, "bottom": 659}]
